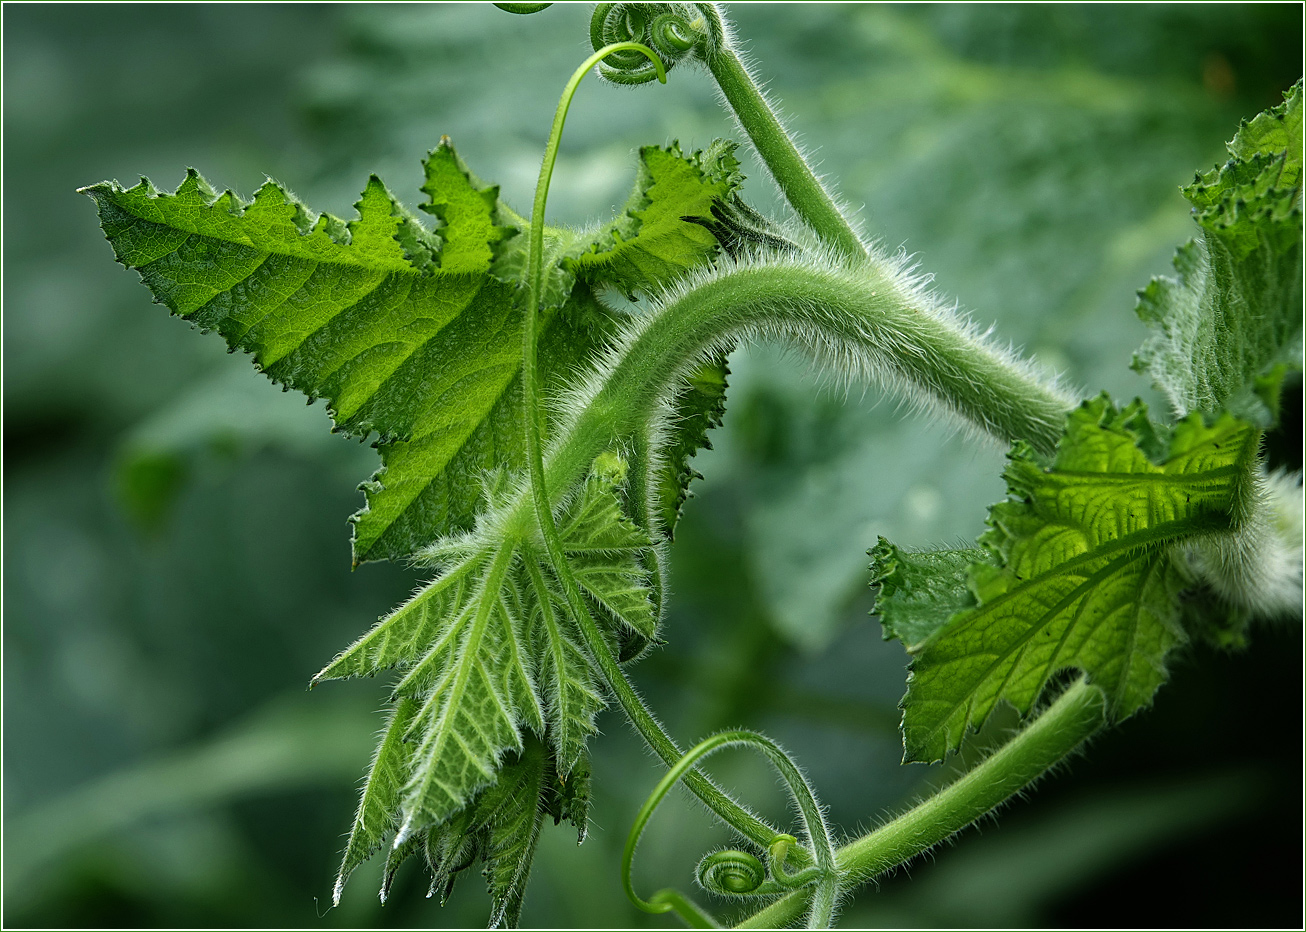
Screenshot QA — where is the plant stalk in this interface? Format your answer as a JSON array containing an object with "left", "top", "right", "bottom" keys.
[
  {"left": 538, "top": 260, "right": 1075, "bottom": 512},
  {"left": 706, "top": 41, "right": 866, "bottom": 260},
  {"left": 736, "top": 676, "right": 1107, "bottom": 928}
]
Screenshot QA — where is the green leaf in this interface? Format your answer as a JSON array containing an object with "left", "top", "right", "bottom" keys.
[
  {"left": 314, "top": 456, "right": 652, "bottom": 905},
  {"left": 555, "top": 457, "right": 659, "bottom": 649},
  {"left": 83, "top": 140, "right": 745, "bottom": 566},
  {"left": 333, "top": 697, "right": 419, "bottom": 904},
  {"left": 378, "top": 735, "right": 589, "bottom": 925},
  {"left": 869, "top": 539, "right": 992, "bottom": 651},
  {"left": 521, "top": 554, "right": 605, "bottom": 777},
  {"left": 477, "top": 739, "right": 550, "bottom": 929},
  {"left": 387, "top": 545, "right": 543, "bottom": 842},
  {"left": 81, "top": 146, "right": 592, "bottom": 563},
  {"left": 567, "top": 141, "right": 743, "bottom": 297},
  {"left": 890, "top": 396, "right": 1260, "bottom": 763},
  {"left": 655, "top": 352, "right": 730, "bottom": 541},
  {"left": 1133, "top": 81, "right": 1304, "bottom": 427}
]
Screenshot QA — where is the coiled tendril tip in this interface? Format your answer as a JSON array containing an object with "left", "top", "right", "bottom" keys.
[{"left": 589, "top": 2, "right": 725, "bottom": 85}]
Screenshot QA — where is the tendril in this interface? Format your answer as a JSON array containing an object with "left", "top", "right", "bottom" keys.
[
  {"left": 519, "top": 39, "right": 665, "bottom": 587},
  {"left": 589, "top": 3, "right": 724, "bottom": 84},
  {"left": 696, "top": 848, "right": 767, "bottom": 895},
  {"left": 622, "top": 730, "right": 842, "bottom": 929}
]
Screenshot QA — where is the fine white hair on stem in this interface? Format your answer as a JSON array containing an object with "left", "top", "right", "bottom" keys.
[
  {"left": 547, "top": 238, "right": 1077, "bottom": 486},
  {"left": 709, "top": 29, "right": 871, "bottom": 248}
]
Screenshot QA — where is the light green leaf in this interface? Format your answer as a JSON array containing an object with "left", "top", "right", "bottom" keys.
[
  {"left": 478, "top": 738, "right": 550, "bottom": 929},
  {"left": 1133, "top": 81, "right": 1303, "bottom": 427},
  {"left": 567, "top": 141, "right": 742, "bottom": 296},
  {"left": 333, "top": 696, "right": 418, "bottom": 904},
  {"left": 555, "top": 458, "right": 659, "bottom": 649},
  {"left": 379, "top": 735, "right": 586, "bottom": 926},
  {"left": 890, "top": 396, "right": 1260, "bottom": 763},
  {"left": 83, "top": 141, "right": 745, "bottom": 565},
  {"left": 522, "top": 555, "right": 605, "bottom": 777},
  {"left": 388, "top": 544, "right": 542, "bottom": 841},
  {"left": 314, "top": 457, "right": 651, "bottom": 904}
]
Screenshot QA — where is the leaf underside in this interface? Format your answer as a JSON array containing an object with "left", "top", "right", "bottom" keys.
[
  {"left": 877, "top": 396, "right": 1260, "bottom": 763},
  {"left": 316, "top": 462, "right": 654, "bottom": 908},
  {"left": 1133, "top": 79, "right": 1303, "bottom": 426}
]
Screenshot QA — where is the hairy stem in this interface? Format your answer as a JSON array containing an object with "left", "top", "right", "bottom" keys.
[
  {"left": 588, "top": 3, "right": 866, "bottom": 258},
  {"left": 736, "top": 676, "right": 1108, "bottom": 928},
  {"left": 541, "top": 258, "right": 1075, "bottom": 509},
  {"left": 522, "top": 41, "right": 665, "bottom": 571},
  {"left": 706, "top": 43, "right": 866, "bottom": 260},
  {"left": 570, "top": 593, "right": 781, "bottom": 850}
]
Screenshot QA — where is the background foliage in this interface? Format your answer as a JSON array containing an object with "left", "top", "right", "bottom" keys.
[{"left": 4, "top": 4, "right": 1300, "bottom": 927}]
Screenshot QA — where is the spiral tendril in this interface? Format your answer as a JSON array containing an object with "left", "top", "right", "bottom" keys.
[
  {"left": 696, "top": 848, "right": 767, "bottom": 896},
  {"left": 622, "top": 730, "right": 842, "bottom": 928},
  {"left": 589, "top": 2, "right": 724, "bottom": 84}
]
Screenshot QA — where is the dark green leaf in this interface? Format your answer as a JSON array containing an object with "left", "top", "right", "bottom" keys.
[{"left": 654, "top": 353, "right": 730, "bottom": 541}]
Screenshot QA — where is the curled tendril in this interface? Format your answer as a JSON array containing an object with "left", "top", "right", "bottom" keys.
[
  {"left": 696, "top": 848, "right": 767, "bottom": 896},
  {"left": 622, "top": 730, "right": 841, "bottom": 929},
  {"left": 589, "top": 2, "right": 725, "bottom": 84}
]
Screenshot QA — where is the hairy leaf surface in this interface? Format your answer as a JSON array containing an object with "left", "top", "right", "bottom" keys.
[
  {"left": 378, "top": 736, "right": 584, "bottom": 928},
  {"left": 878, "top": 396, "right": 1260, "bottom": 763},
  {"left": 1133, "top": 80, "right": 1303, "bottom": 426},
  {"left": 315, "top": 458, "right": 653, "bottom": 898}
]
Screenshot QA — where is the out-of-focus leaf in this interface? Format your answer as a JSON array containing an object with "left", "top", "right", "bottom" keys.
[{"left": 1133, "top": 80, "right": 1303, "bottom": 426}]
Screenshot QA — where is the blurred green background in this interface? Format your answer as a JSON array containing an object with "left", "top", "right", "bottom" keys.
[{"left": 4, "top": 3, "right": 1301, "bottom": 928}]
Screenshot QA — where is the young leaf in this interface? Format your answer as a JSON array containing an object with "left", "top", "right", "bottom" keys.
[
  {"left": 553, "top": 457, "right": 659, "bottom": 647},
  {"left": 521, "top": 554, "right": 605, "bottom": 777},
  {"left": 381, "top": 735, "right": 588, "bottom": 926},
  {"left": 388, "top": 544, "right": 543, "bottom": 843},
  {"left": 1133, "top": 81, "right": 1303, "bottom": 427},
  {"left": 881, "top": 396, "right": 1260, "bottom": 763},
  {"left": 314, "top": 455, "right": 653, "bottom": 901},
  {"left": 334, "top": 697, "right": 419, "bottom": 904},
  {"left": 477, "top": 739, "right": 550, "bottom": 929}
]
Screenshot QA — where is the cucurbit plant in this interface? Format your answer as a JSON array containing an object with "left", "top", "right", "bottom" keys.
[{"left": 82, "top": 3, "right": 1303, "bottom": 927}]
